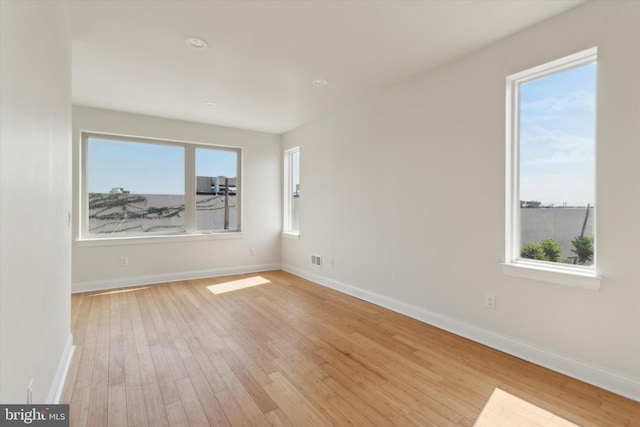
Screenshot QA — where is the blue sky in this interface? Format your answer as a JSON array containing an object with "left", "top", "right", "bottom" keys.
[
  {"left": 519, "top": 62, "right": 596, "bottom": 206},
  {"left": 88, "top": 138, "right": 237, "bottom": 194}
]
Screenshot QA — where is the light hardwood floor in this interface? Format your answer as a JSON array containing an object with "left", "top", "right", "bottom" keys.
[{"left": 61, "top": 270, "right": 639, "bottom": 426}]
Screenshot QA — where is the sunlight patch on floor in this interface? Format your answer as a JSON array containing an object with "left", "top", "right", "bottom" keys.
[
  {"left": 89, "top": 286, "right": 150, "bottom": 297},
  {"left": 207, "top": 276, "right": 270, "bottom": 295},
  {"left": 475, "top": 388, "right": 578, "bottom": 427}
]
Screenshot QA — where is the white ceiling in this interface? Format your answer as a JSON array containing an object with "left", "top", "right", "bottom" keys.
[{"left": 67, "top": 0, "right": 584, "bottom": 134}]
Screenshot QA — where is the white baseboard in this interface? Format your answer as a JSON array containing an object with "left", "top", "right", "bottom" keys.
[
  {"left": 281, "top": 264, "right": 640, "bottom": 402},
  {"left": 47, "top": 334, "right": 75, "bottom": 404},
  {"left": 72, "top": 263, "right": 281, "bottom": 293}
]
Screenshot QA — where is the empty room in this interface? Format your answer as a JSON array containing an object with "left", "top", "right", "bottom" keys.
[{"left": 1, "top": 0, "right": 638, "bottom": 426}]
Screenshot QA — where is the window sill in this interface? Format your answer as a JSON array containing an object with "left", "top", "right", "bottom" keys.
[
  {"left": 502, "top": 261, "right": 601, "bottom": 291},
  {"left": 76, "top": 232, "right": 245, "bottom": 247},
  {"left": 282, "top": 232, "right": 300, "bottom": 240}
]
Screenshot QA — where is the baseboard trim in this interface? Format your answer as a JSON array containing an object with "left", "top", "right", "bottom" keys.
[
  {"left": 281, "top": 264, "right": 640, "bottom": 402},
  {"left": 47, "top": 334, "right": 75, "bottom": 404},
  {"left": 72, "top": 263, "right": 281, "bottom": 293}
]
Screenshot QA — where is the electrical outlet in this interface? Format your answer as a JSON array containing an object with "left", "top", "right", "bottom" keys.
[
  {"left": 120, "top": 257, "right": 129, "bottom": 266},
  {"left": 485, "top": 294, "right": 496, "bottom": 310}
]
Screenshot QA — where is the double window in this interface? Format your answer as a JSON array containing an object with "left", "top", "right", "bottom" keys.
[
  {"left": 81, "top": 133, "right": 241, "bottom": 239},
  {"left": 505, "top": 48, "right": 598, "bottom": 285}
]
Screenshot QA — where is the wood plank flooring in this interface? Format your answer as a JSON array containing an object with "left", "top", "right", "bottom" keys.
[{"left": 61, "top": 270, "right": 639, "bottom": 426}]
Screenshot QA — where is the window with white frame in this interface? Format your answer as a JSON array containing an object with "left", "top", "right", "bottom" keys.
[
  {"left": 505, "top": 48, "right": 597, "bottom": 275},
  {"left": 82, "top": 133, "right": 241, "bottom": 238},
  {"left": 283, "top": 147, "right": 300, "bottom": 234}
]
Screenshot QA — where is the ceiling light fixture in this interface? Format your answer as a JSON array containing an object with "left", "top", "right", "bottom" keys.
[
  {"left": 312, "top": 79, "right": 329, "bottom": 87},
  {"left": 185, "top": 37, "right": 208, "bottom": 49},
  {"left": 204, "top": 101, "right": 217, "bottom": 107}
]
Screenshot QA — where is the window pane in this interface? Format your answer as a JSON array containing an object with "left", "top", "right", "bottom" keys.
[
  {"left": 518, "top": 62, "right": 596, "bottom": 265},
  {"left": 291, "top": 150, "right": 300, "bottom": 196},
  {"left": 290, "top": 150, "right": 300, "bottom": 232},
  {"left": 87, "top": 137, "right": 185, "bottom": 234},
  {"left": 284, "top": 148, "right": 300, "bottom": 233},
  {"left": 195, "top": 147, "right": 238, "bottom": 231}
]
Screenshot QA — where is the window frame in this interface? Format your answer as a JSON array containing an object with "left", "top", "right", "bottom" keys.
[
  {"left": 80, "top": 131, "right": 242, "bottom": 242},
  {"left": 504, "top": 47, "right": 601, "bottom": 290},
  {"left": 282, "top": 146, "right": 300, "bottom": 238}
]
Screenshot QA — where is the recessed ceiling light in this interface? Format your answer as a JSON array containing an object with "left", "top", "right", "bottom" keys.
[
  {"left": 185, "top": 37, "right": 208, "bottom": 49},
  {"left": 312, "top": 79, "right": 329, "bottom": 87},
  {"left": 204, "top": 101, "right": 217, "bottom": 107}
]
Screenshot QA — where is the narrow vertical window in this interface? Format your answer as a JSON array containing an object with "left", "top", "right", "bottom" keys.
[
  {"left": 284, "top": 147, "right": 300, "bottom": 234},
  {"left": 506, "top": 48, "right": 597, "bottom": 279}
]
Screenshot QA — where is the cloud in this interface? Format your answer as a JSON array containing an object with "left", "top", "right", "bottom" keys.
[
  {"left": 521, "top": 91, "right": 594, "bottom": 114},
  {"left": 521, "top": 126, "right": 593, "bottom": 165}
]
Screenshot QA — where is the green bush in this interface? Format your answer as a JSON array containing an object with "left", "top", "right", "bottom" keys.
[
  {"left": 539, "top": 239, "right": 562, "bottom": 262},
  {"left": 571, "top": 234, "right": 594, "bottom": 265},
  {"left": 521, "top": 239, "right": 563, "bottom": 262},
  {"left": 521, "top": 242, "right": 549, "bottom": 261}
]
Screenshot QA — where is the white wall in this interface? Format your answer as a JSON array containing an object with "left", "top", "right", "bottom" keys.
[
  {"left": 0, "top": 1, "right": 73, "bottom": 403},
  {"left": 72, "top": 107, "right": 281, "bottom": 291},
  {"left": 282, "top": 1, "right": 640, "bottom": 399}
]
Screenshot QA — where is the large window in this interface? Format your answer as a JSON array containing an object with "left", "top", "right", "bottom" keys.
[
  {"left": 505, "top": 48, "right": 597, "bottom": 280},
  {"left": 283, "top": 147, "right": 300, "bottom": 234},
  {"left": 82, "top": 133, "right": 241, "bottom": 238}
]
